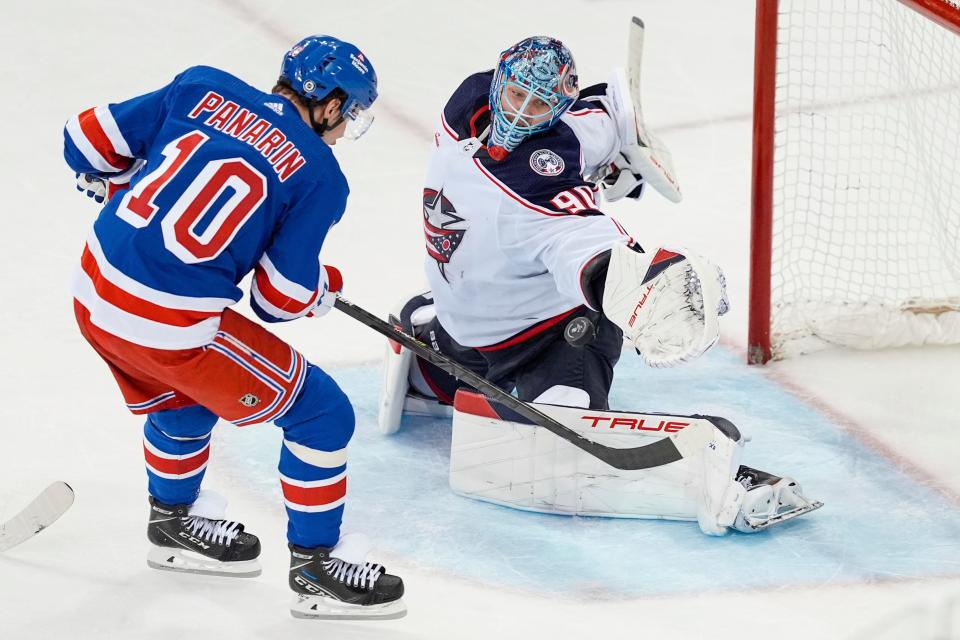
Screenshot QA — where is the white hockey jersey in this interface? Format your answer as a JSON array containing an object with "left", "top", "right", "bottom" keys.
[{"left": 424, "top": 72, "right": 632, "bottom": 348}]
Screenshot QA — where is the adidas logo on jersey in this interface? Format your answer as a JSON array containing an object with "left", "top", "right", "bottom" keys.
[{"left": 264, "top": 101, "right": 284, "bottom": 116}]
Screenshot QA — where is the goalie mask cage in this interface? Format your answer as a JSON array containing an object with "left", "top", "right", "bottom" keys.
[{"left": 748, "top": 0, "right": 960, "bottom": 363}]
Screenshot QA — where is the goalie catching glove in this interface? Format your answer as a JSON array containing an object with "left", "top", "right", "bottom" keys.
[{"left": 601, "top": 242, "right": 729, "bottom": 367}]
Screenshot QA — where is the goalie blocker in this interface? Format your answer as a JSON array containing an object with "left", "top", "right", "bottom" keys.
[{"left": 450, "top": 390, "right": 822, "bottom": 534}]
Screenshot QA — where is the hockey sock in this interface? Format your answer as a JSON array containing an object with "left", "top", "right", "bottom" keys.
[
  {"left": 275, "top": 365, "right": 353, "bottom": 548},
  {"left": 143, "top": 406, "right": 218, "bottom": 505}
]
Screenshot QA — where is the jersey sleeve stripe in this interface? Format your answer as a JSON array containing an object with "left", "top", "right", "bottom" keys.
[
  {"left": 94, "top": 105, "right": 134, "bottom": 158},
  {"left": 65, "top": 113, "right": 117, "bottom": 173},
  {"left": 250, "top": 254, "right": 320, "bottom": 321},
  {"left": 73, "top": 108, "right": 132, "bottom": 172},
  {"left": 254, "top": 255, "right": 319, "bottom": 310},
  {"left": 251, "top": 278, "right": 311, "bottom": 321},
  {"left": 610, "top": 217, "right": 631, "bottom": 238}
]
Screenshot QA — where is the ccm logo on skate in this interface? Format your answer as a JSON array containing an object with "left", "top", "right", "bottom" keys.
[
  {"left": 293, "top": 575, "right": 321, "bottom": 594},
  {"left": 178, "top": 532, "right": 211, "bottom": 549},
  {"left": 581, "top": 416, "right": 689, "bottom": 432}
]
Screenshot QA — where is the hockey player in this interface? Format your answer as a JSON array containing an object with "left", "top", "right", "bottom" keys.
[
  {"left": 67, "top": 35, "right": 404, "bottom": 620},
  {"left": 379, "top": 35, "right": 820, "bottom": 534}
]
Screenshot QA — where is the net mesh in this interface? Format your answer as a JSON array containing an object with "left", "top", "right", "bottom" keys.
[{"left": 770, "top": 0, "right": 960, "bottom": 357}]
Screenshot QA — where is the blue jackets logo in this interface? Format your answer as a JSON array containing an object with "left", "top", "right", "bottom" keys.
[
  {"left": 423, "top": 188, "right": 467, "bottom": 283},
  {"left": 530, "top": 149, "right": 565, "bottom": 176}
]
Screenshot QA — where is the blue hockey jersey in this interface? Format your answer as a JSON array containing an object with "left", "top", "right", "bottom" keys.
[{"left": 65, "top": 66, "right": 347, "bottom": 349}]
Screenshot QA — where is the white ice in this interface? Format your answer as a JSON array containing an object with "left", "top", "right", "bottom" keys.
[{"left": 1, "top": 1, "right": 958, "bottom": 639}]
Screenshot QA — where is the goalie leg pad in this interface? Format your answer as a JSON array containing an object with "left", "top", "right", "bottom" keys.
[
  {"left": 449, "top": 389, "right": 744, "bottom": 525},
  {"left": 377, "top": 292, "right": 452, "bottom": 435}
]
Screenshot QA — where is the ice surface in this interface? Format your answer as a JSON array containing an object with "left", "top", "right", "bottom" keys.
[
  {"left": 218, "top": 347, "right": 960, "bottom": 598},
  {"left": 1, "top": 0, "right": 958, "bottom": 637}
]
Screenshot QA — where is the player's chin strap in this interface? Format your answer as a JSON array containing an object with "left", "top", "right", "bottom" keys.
[
  {"left": 309, "top": 105, "right": 345, "bottom": 137},
  {"left": 307, "top": 99, "right": 345, "bottom": 138}
]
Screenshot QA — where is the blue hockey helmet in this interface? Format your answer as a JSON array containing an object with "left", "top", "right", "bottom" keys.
[
  {"left": 488, "top": 36, "right": 579, "bottom": 160},
  {"left": 280, "top": 35, "right": 378, "bottom": 139}
]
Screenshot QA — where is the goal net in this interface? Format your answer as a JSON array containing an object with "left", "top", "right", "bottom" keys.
[{"left": 748, "top": 0, "right": 960, "bottom": 362}]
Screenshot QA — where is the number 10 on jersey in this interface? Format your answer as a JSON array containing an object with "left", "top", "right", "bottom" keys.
[{"left": 116, "top": 130, "right": 268, "bottom": 264}]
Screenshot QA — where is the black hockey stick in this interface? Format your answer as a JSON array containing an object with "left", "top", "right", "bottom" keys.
[{"left": 334, "top": 296, "right": 685, "bottom": 471}]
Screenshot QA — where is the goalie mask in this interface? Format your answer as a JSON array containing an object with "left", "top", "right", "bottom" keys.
[{"left": 488, "top": 36, "right": 579, "bottom": 161}]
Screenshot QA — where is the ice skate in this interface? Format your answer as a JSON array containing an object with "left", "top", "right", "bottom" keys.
[
  {"left": 146, "top": 491, "right": 261, "bottom": 577},
  {"left": 732, "top": 465, "right": 823, "bottom": 532},
  {"left": 289, "top": 533, "right": 406, "bottom": 620}
]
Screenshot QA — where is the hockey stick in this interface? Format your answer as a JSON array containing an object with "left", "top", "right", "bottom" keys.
[
  {"left": 0, "top": 482, "right": 75, "bottom": 552},
  {"left": 335, "top": 296, "right": 690, "bottom": 471},
  {"left": 623, "top": 16, "right": 682, "bottom": 203}
]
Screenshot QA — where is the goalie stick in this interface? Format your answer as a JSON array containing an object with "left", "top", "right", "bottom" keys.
[
  {"left": 335, "top": 296, "right": 736, "bottom": 471},
  {"left": 0, "top": 482, "right": 74, "bottom": 552},
  {"left": 622, "top": 16, "right": 683, "bottom": 203}
]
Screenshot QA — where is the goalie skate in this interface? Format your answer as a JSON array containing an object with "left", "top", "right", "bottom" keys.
[
  {"left": 732, "top": 466, "right": 823, "bottom": 532},
  {"left": 146, "top": 492, "right": 261, "bottom": 577}
]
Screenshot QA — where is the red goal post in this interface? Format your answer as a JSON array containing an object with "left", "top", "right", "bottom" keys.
[{"left": 748, "top": 0, "right": 960, "bottom": 364}]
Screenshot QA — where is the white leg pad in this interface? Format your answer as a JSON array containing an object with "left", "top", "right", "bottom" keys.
[
  {"left": 449, "top": 391, "right": 744, "bottom": 526},
  {"left": 378, "top": 340, "right": 412, "bottom": 435},
  {"left": 695, "top": 436, "right": 747, "bottom": 536}
]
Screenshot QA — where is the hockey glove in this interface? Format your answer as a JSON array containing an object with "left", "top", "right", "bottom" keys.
[
  {"left": 75, "top": 159, "right": 144, "bottom": 204},
  {"left": 76, "top": 173, "right": 108, "bottom": 203},
  {"left": 309, "top": 265, "right": 343, "bottom": 318},
  {"left": 601, "top": 243, "right": 729, "bottom": 367},
  {"left": 601, "top": 159, "right": 645, "bottom": 201}
]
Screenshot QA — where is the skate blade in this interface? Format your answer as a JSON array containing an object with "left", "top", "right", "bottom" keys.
[
  {"left": 746, "top": 500, "right": 824, "bottom": 531},
  {"left": 147, "top": 546, "right": 261, "bottom": 578},
  {"left": 290, "top": 594, "right": 407, "bottom": 621}
]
